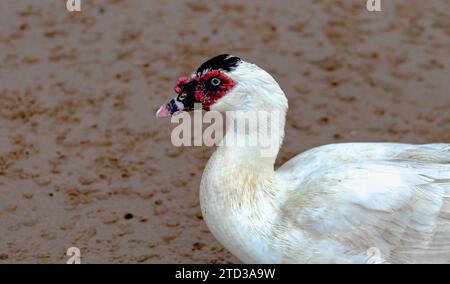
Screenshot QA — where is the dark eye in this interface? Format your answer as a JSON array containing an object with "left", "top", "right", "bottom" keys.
[{"left": 210, "top": 78, "right": 221, "bottom": 86}]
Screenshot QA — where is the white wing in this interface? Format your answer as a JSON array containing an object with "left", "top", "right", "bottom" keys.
[{"left": 276, "top": 143, "right": 450, "bottom": 263}]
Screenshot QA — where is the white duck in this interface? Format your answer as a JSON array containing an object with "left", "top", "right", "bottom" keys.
[{"left": 156, "top": 54, "right": 450, "bottom": 264}]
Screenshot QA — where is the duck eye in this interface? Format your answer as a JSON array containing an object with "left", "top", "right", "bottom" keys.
[{"left": 210, "top": 78, "right": 221, "bottom": 86}]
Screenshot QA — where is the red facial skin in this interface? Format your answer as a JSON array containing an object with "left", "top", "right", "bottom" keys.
[
  {"left": 173, "top": 76, "right": 190, "bottom": 94},
  {"left": 173, "top": 70, "right": 236, "bottom": 110}
]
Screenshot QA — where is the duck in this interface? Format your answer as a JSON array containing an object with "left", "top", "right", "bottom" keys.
[{"left": 156, "top": 54, "right": 450, "bottom": 264}]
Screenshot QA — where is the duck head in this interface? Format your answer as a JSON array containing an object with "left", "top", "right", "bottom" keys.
[{"left": 156, "top": 54, "right": 288, "bottom": 117}]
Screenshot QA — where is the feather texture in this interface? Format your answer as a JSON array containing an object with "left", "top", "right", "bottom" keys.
[
  {"left": 196, "top": 58, "right": 450, "bottom": 263},
  {"left": 276, "top": 143, "right": 450, "bottom": 263}
]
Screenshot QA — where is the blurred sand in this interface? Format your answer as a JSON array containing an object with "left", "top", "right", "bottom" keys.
[{"left": 0, "top": 0, "right": 449, "bottom": 263}]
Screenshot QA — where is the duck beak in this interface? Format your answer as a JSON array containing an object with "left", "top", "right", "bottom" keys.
[
  {"left": 155, "top": 94, "right": 197, "bottom": 118},
  {"left": 157, "top": 78, "right": 199, "bottom": 118},
  {"left": 155, "top": 100, "right": 179, "bottom": 118},
  {"left": 156, "top": 104, "right": 171, "bottom": 118}
]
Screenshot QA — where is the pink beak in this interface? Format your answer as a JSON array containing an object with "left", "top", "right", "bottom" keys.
[{"left": 156, "top": 105, "right": 171, "bottom": 118}]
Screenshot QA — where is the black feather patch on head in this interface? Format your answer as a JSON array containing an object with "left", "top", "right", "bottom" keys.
[{"left": 196, "top": 54, "right": 242, "bottom": 75}]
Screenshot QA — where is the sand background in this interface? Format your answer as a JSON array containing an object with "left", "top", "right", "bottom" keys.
[{"left": 0, "top": 0, "right": 449, "bottom": 263}]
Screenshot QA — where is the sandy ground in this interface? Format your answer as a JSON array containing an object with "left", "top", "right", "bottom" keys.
[{"left": 0, "top": 0, "right": 449, "bottom": 263}]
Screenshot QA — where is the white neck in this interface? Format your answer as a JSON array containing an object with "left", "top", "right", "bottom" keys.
[{"left": 199, "top": 78, "right": 288, "bottom": 263}]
